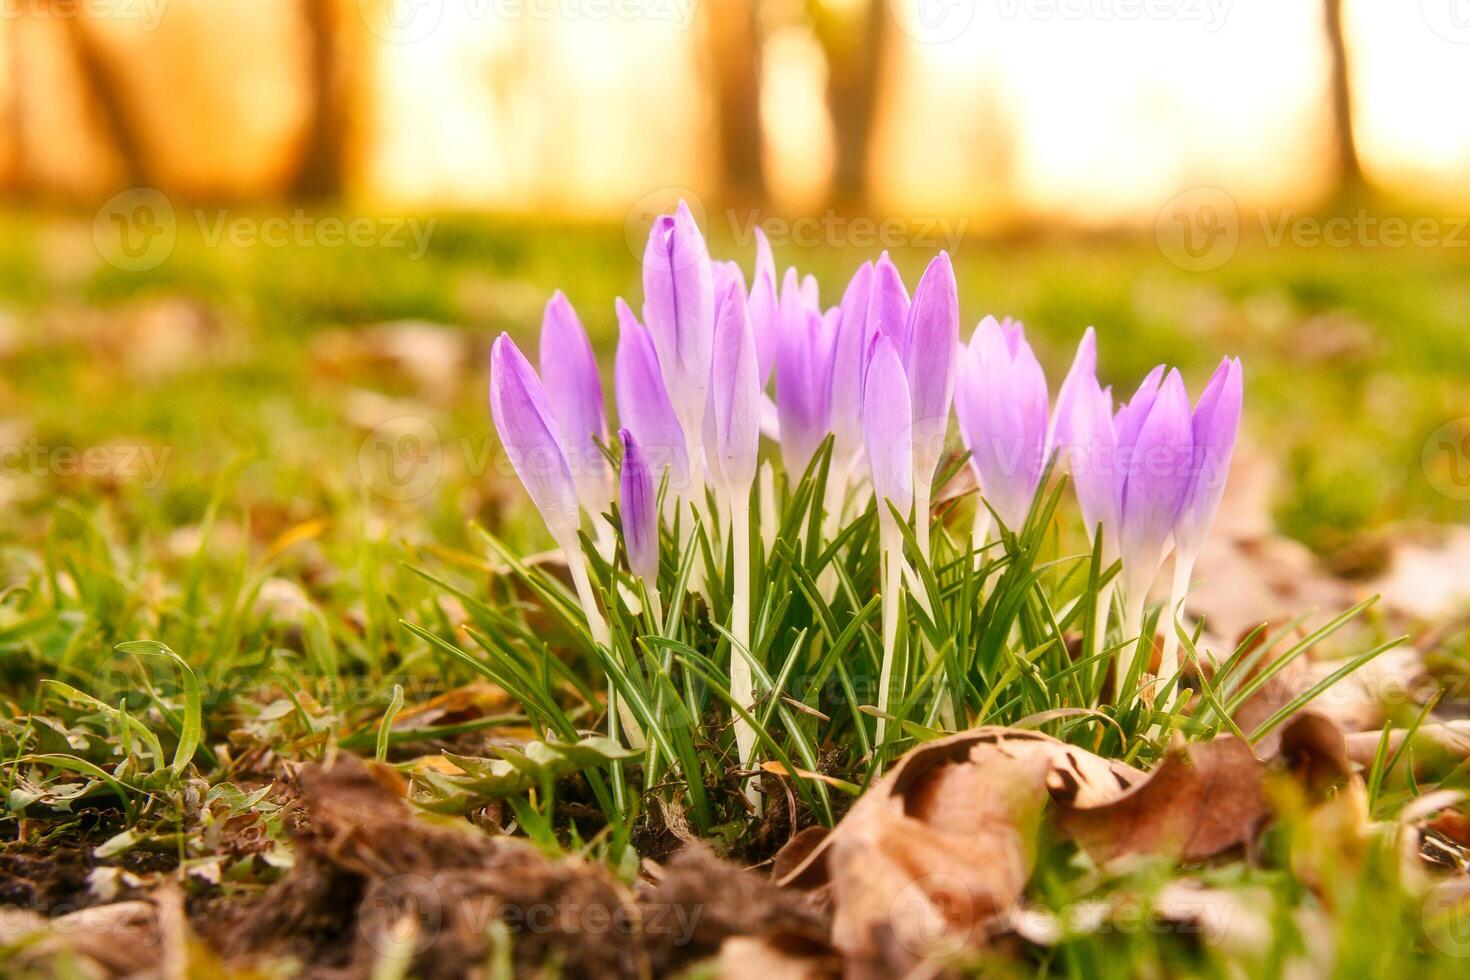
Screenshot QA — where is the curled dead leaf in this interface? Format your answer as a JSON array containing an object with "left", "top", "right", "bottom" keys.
[
  {"left": 773, "top": 729, "right": 1142, "bottom": 969},
  {"left": 1053, "top": 735, "right": 1269, "bottom": 865}
]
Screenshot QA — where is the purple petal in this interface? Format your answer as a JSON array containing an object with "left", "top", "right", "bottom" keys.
[
  {"left": 1049, "top": 326, "right": 1097, "bottom": 456},
  {"left": 953, "top": 317, "right": 1050, "bottom": 530},
  {"left": 1175, "top": 357, "right": 1243, "bottom": 557},
  {"left": 1063, "top": 378, "right": 1120, "bottom": 548},
  {"left": 748, "top": 261, "right": 778, "bottom": 387},
  {"left": 490, "top": 333, "right": 580, "bottom": 544},
  {"left": 709, "top": 282, "right": 760, "bottom": 493},
  {"left": 828, "top": 262, "right": 875, "bottom": 461},
  {"left": 868, "top": 252, "right": 911, "bottom": 355},
  {"left": 903, "top": 252, "right": 959, "bottom": 481},
  {"left": 613, "top": 299, "right": 689, "bottom": 492},
  {"left": 863, "top": 335, "right": 914, "bottom": 516},
  {"left": 775, "top": 306, "right": 837, "bottom": 476},
  {"left": 618, "top": 428, "right": 659, "bottom": 583},
  {"left": 1118, "top": 369, "right": 1193, "bottom": 593},
  {"left": 538, "top": 291, "right": 612, "bottom": 515},
  {"left": 1114, "top": 364, "right": 1166, "bottom": 455},
  {"left": 642, "top": 201, "right": 714, "bottom": 439}
]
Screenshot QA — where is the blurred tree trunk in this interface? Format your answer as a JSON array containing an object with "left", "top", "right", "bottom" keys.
[
  {"left": 292, "top": 0, "right": 353, "bottom": 199},
  {"left": 707, "top": 0, "right": 765, "bottom": 205},
  {"left": 813, "top": 0, "right": 886, "bottom": 211},
  {"left": 56, "top": 9, "right": 151, "bottom": 187},
  {"left": 5, "top": 21, "right": 28, "bottom": 192},
  {"left": 1323, "top": 0, "right": 1363, "bottom": 196}
]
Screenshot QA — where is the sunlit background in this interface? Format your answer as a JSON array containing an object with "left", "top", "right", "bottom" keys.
[{"left": 4, "top": 0, "right": 1469, "bottom": 218}]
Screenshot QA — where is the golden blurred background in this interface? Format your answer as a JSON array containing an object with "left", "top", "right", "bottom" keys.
[{"left": 4, "top": 0, "right": 1469, "bottom": 221}]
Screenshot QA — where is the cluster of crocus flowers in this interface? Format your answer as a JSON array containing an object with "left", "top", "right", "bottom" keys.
[{"left": 488, "top": 201, "right": 1242, "bottom": 783}]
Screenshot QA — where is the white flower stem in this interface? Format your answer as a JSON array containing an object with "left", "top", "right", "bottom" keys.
[
  {"left": 914, "top": 478, "right": 933, "bottom": 565},
  {"left": 566, "top": 541, "right": 645, "bottom": 750},
  {"left": 874, "top": 518, "right": 902, "bottom": 771},
  {"left": 729, "top": 496, "right": 760, "bottom": 808},
  {"left": 645, "top": 582, "right": 663, "bottom": 633},
  {"left": 971, "top": 505, "right": 992, "bottom": 573},
  {"left": 1158, "top": 553, "right": 1195, "bottom": 682}
]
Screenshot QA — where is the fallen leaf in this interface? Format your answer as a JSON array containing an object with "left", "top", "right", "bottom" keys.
[
  {"left": 774, "top": 729, "right": 1141, "bottom": 969},
  {"left": 1053, "top": 735, "right": 1268, "bottom": 865}
]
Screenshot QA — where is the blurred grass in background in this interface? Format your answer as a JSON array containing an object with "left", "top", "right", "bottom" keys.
[{"left": 0, "top": 206, "right": 1466, "bottom": 565}]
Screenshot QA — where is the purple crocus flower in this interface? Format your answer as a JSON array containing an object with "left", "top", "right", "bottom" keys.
[
  {"left": 868, "top": 253, "right": 911, "bottom": 354},
  {"left": 862, "top": 335, "right": 914, "bottom": 518},
  {"left": 903, "top": 253, "right": 959, "bottom": 512},
  {"left": 1115, "top": 368, "right": 1194, "bottom": 605},
  {"left": 1175, "top": 357, "right": 1243, "bottom": 560},
  {"left": 708, "top": 282, "right": 760, "bottom": 497},
  {"left": 489, "top": 333, "right": 580, "bottom": 548},
  {"left": 642, "top": 201, "right": 714, "bottom": 450},
  {"left": 748, "top": 229, "right": 779, "bottom": 387},
  {"left": 828, "top": 261, "right": 875, "bottom": 468},
  {"left": 953, "top": 316, "right": 1051, "bottom": 532},
  {"left": 1062, "top": 373, "right": 1121, "bottom": 554},
  {"left": 618, "top": 427, "right": 659, "bottom": 585},
  {"left": 613, "top": 298, "right": 689, "bottom": 492},
  {"left": 774, "top": 273, "right": 838, "bottom": 477},
  {"left": 538, "top": 291, "right": 613, "bottom": 519},
  {"left": 1050, "top": 326, "right": 1097, "bottom": 454}
]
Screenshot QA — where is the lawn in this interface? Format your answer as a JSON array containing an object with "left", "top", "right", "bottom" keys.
[{"left": 1, "top": 204, "right": 1469, "bottom": 976}]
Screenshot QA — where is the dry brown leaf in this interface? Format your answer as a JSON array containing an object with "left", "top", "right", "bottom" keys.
[
  {"left": 1053, "top": 735, "right": 1268, "bottom": 865},
  {"left": 717, "top": 934, "right": 841, "bottom": 980},
  {"left": 774, "top": 729, "right": 1142, "bottom": 969}
]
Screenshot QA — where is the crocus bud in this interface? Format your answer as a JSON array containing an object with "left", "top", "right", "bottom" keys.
[
  {"left": 954, "top": 316, "right": 1051, "bottom": 531},
  {"left": 903, "top": 252, "right": 960, "bottom": 485},
  {"left": 1116, "top": 368, "right": 1193, "bottom": 600},
  {"left": 862, "top": 336, "right": 914, "bottom": 518},
  {"left": 538, "top": 291, "right": 613, "bottom": 518},
  {"left": 774, "top": 293, "right": 837, "bottom": 477},
  {"left": 618, "top": 428, "right": 659, "bottom": 584},
  {"left": 1062, "top": 374, "right": 1120, "bottom": 555},
  {"left": 708, "top": 282, "right": 760, "bottom": 496},
  {"left": 642, "top": 201, "right": 714, "bottom": 446},
  {"left": 1175, "top": 357, "right": 1242, "bottom": 560},
  {"left": 868, "top": 253, "right": 911, "bottom": 354},
  {"left": 829, "top": 262, "right": 875, "bottom": 465},
  {"left": 490, "top": 333, "right": 580, "bottom": 547},
  {"left": 748, "top": 228, "right": 779, "bottom": 386},
  {"left": 1050, "top": 326, "right": 1097, "bottom": 455},
  {"left": 614, "top": 299, "right": 689, "bottom": 492}
]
